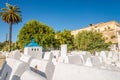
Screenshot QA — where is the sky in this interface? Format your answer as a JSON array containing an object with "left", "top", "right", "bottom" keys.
[{"left": 0, "top": 0, "right": 120, "bottom": 42}]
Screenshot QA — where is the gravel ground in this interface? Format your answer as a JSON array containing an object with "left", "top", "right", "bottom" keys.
[{"left": 0, "top": 53, "right": 6, "bottom": 69}]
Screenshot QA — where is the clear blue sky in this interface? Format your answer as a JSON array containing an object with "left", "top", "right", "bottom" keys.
[{"left": 0, "top": 0, "right": 120, "bottom": 42}]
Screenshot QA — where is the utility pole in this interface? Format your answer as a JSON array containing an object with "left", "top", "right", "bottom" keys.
[
  {"left": 6, "top": 33, "right": 8, "bottom": 42},
  {"left": 5, "top": 33, "right": 8, "bottom": 51}
]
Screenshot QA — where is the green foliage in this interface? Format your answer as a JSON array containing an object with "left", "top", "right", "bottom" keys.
[
  {"left": 74, "top": 30, "right": 111, "bottom": 54},
  {"left": 0, "top": 41, "right": 7, "bottom": 51},
  {"left": 55, "top": 29, "right": 74, "bottom": 50},
  {"left": 0, "top": 3, "right": 22, "bottom": 24},
  {"left": 0, "top": 3, "right": 22, "bottom": 51},
  {"left": 0, "top": 41, "right": 17, "bottom": 51},
  {"left": 17, "top": 20, "right": 55, "bottom": 50}
]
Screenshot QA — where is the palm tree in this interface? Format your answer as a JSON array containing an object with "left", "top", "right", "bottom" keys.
[{"left": 0, "top": 3, "right": 22, "bottom": 51}]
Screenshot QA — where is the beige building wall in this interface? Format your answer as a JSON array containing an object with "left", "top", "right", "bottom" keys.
[{"left": 71, "top": 21, "right": 120, "bottom": 51}]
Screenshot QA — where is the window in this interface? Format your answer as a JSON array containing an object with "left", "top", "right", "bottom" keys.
[
  {"left": 32, "top": 48, "right": 33, "bottom": 51},
  {"left": 108, "top": 26, "right": 111, "bottom": 29},
  {"left": 104, "top": 28, "right": 107, "bottom": 31},
  {"left": 95, "top": 26, "right": 97, "bottom": 28},
  {"left": 105, "top": 37, "right": 108, "bottom": 40},
  {"left": 37, "top": 48, "right": 39, "bottom": 51},
  {"left": 111, "top": 35, "right": 116, "bottom": 39},
  {"left": 34, "top": 48, "right": 36, "bottom": 51}
]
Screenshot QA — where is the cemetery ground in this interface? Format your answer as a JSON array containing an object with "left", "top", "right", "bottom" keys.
[
  {"left": 0, "top": 44, "right": 120, "bottom": 80},
  {"left": 0, "top": 53, "right": 5, "bottom": 68}
]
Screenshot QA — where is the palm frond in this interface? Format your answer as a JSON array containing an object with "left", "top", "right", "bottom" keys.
[
  {"left": 1, "top": 8, "right": 9, "bottom": 11},
  {"left": 1, "top": 3, "right": 22, "bottom": 24}
]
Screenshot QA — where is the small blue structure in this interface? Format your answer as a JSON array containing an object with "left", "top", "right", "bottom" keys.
[
  {"left": 25, "top": 39, "right": 40, "bottom": 47},
  {"left": 24, "top": 38, "right": 42, "bottom": 59}
]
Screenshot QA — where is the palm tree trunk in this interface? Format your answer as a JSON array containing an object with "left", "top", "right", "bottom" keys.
[{"left": 9, "top": 23, "right": 12, "bottom": 52}]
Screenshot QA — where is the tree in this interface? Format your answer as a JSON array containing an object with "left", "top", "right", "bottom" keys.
[
  {"left": 74, "top": 30, "right": 111, "bottom": 54},
  {"left": 0, "top": 41, "right": 7, "bottom": 51},
  {"left": 17, "top": 20, "right": 55, "bottom": 50},
  {"left": 55, "top": 29, "right": 74, "bottom": 50},
  {"left": 0, "top": 3, "right": 22, "bottom": 51}
]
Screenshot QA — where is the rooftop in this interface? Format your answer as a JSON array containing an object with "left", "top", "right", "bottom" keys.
[{"left": 25, "top": 38, "right": 40, "bottom": 47}]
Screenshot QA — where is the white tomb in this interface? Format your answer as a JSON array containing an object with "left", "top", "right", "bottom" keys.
[
  {"left": 108, "top": 51, "right": 113, "bottom": 59},
  {"left": 20, "top": 69, "right": 47, "bottom": 80},
  {"left": 43, "top": 52, "right": 51, "bottom": 60},
  {"left": 10, "top": 50, "right": 21, "bottom": 60},
  {"left": 99, "top": 51, "right": 108, "bottom": 63},
  {"left": 30, "top": 59, "right": 48, "bottom": 75},
  {"left": 24, "top": 38, "right": 42, "bottom": 59},
  {"left": 20, "top": 55, "right": 32, "bottom": 64},
  {"left": 45, "top": 54, "right": 55, "bottom": 80},
  {"left": 52, "top": 63, "right": 120, "bottom": 80},
  {"left": 0, "top": 58, "right": 29, "bottom": 80},
  {"left": 68, "top": 55, "right": 83, "bottom": 65},
  {"left": 29, "top": 58, "right": 55, "bottom": 79},
  {"left": 60, "top": 44, "right": 67, "bottom": 57},
  {"left": 51, "top": 50, "right": 60, "bottom": 64},
  {"left": 57, "top": 44, "right": 67, "bottom": 63}
]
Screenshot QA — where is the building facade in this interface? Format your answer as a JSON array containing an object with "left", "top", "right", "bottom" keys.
[{"left": 71, "top": 21, "right": 120, "bottom": 51}]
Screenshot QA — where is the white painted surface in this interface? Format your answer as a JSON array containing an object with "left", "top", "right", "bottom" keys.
[
  {"left": 117, "top": 30, "right": 120, "bottom": 50},
  {"left": 68, "top": 55, "right": 83, "bottom": 64},
  {"left": 91, "top": 56, "right": 103, "bottom": 66},
  {"left": 100, "top": 51, "right": 108, "bottom": 63},
  {"left": 30, "top": 59, "right": 48, "bottom": 73},
  {"left": 80, "top": 55, "right": 89, "bottom": 64},
  {"left": 43, "top": 52, "right": 51, "bottom": 60},
  {"left": 1, "top": 58, "right": 29, "bottom": 80},
  {"left": 29, "top": 58, "right": 55, "bottom": 79},
  {"left": 45, "top": 60, "right": 55, "bottom": 80},
  {"left": 108, "top": 51, "right": 113, "bottom": 59},
  {"left": 2, "top": 52, "right": 10, "bottom": 58},
  {"left": 85, "top": 56, "right": 103, "bottom": 67},
  {"left": 61, "top": 44, "right": 67, "bottom": 57},
  {"left": 20, "top": 55, "right": 32, "bottom": 64},
  {"left": 11, "top": 50, "right": 21, "bottom": 60},
  {"left": 52, "top": 63, "right": 120, "bottom": 80},
  {"left": 95, "top": 52, "right": 100, "bottom": 56},
  {"left": 51, "top": 50, "right": 60, "bottom": 59},
  {"left": 57, "top": 56, "right": 68, "bottom": 63},
  {"left": 113, "top": 53, "right": 119, "bottom": 61},
  {"left": 85, "top": 57, "right": 93, "bottom": 66},
  {"left": 21, "top": 70, "right": 47, "bottom": 80},
  {"left": 24, "top": 47, "right": 42, "bottom": 59},
  {"left": 70, "top": 51, "right": 82, "bottom": 55}
]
